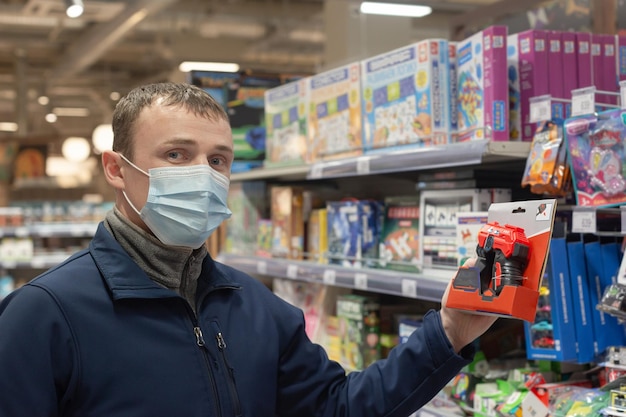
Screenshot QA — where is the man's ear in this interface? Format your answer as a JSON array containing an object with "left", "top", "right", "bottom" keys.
[{"left": 101, "top": 151, "right": 125, "bottom": 189}]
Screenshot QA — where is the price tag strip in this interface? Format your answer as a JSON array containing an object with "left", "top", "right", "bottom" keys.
[
  {"left": 529, "top": 94, "right": 552, "bottom": 123},
  {"left": 571, "top": 86, "right": 596, "bottom": 117},
  {"left": 572, "top": 208, "right": 597, "bottom": 234}
]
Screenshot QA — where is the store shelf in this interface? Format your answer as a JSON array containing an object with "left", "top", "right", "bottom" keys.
[
  {"left": 0, "top": 222, "right": 98, "bottom": 238},
  {"left": 230, "top": 140, "right": 530, "bottom": 182},
  {"left": 1, "top": 253, "right": 73, "bottom": 269},
  {"left": 217, "top": 253, "right": 452, "bottom": 302}
]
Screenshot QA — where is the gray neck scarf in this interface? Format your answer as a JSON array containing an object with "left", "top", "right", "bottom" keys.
[{"left": 103, "top": 207, "right": 207, "bottom": 311}]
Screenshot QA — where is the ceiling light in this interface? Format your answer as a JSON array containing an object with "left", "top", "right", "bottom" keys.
[
  {"left": 52, "top": 107, "right": 90, "bottom": 117},
  {"left": 37, "top": 95, "right": 49, "bottom": 105},
  {"left": 109, "top": 91, "right": 121, "bottom": 101},
  {"left": 62, "top": 137, "right": 91, "bottom": 162},
  {"left": 45, "top": 113, "right": 57, "bottom": 123},
  {"left": 65, "top": 0, "right": 84, "bottom": 18},
  {"left": 178, "top": 61, "right": 240, "bottom": 73},
  {"left": 0, "top": 122, "right": 18, "bottom": 132},
  {"left": 92, "top": 124, "right": 114, "bottom": 154},
  {"left": 359, "top": 2, "right": 432, "bottom": 18}
]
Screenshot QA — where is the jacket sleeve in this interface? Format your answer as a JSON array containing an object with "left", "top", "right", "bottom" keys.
[
  {"left": 0, "top": 284, "right": 76, "bottom": 417},
  {"left": 276, "top": 309, "right": 473, "bottom": 417}
]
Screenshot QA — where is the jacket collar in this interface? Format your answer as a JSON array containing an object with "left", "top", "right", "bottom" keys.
[{"left": 89, "top": 223, "right": 241, "bottom": 300}]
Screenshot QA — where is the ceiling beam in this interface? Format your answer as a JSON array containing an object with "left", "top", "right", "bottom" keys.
[{"left": 47, "top": 0, "right": 178, "bottom": 83}]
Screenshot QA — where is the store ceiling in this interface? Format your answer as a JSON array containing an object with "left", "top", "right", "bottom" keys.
[{"left": 0, "top": 0, "right": 518, "bottom": 148}]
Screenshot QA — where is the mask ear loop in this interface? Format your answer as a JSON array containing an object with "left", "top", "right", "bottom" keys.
[
  {"left": 118, "top": 153, "right": 150, "bottom": 177},
  {"left": 117, "top": 153, "right": 149, "bottom": 217}
]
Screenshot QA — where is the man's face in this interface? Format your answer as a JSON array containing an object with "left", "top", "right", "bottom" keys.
[{"left": 120, "top": 101, "right": 233, "bottom": 232}]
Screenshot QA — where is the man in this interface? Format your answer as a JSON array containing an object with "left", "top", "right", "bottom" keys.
[{"left": 0, "top": 82, "right": 496, "bottom": 416}]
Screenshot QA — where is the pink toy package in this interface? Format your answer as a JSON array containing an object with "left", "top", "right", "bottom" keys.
[
  {"left": 617, "top": 34, "right": 626, "bottom": 87},
  {"left": 600, "top": 34, "right": 618, "bottom": 106},
  {"left": 547, "top": 31, "right": 565, "bottom": 119},
  {"left": 561, "top": 31, "right": 578, "bottom": 116},
  {"left": 564, "top": 108, "right": 626, "bottom": 207},
  {"left": 508, "top": 29, "right": 548, "bottom": 141},
  {"left": 576, "top": 32, "right": 593, "bottom": 89},
  {"left": 457, "top": 25, "right": 509, "bottom": 142}
]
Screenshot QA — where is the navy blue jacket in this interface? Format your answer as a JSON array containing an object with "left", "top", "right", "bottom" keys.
[{"left": 0, "top": 223, "right": 472, "bottom": 416}]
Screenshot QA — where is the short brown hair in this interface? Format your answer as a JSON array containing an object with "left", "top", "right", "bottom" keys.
[{"left": 111, "top": 82, "right": 229, "bottom": 160}]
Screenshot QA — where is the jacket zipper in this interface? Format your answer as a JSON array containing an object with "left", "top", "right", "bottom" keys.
[
  {"left": 192, "top": 321, "right": 223, "bottom": 417},
  {"left": 215, "top": 331, "right": 243, "bottom": 417}
]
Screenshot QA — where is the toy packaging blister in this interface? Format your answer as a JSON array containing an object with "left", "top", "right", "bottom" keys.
[
  {"left": 264, "top": 78, "right": 309, "bottom": 167},
  {"left": 308, "top": 63, "right": 363, "bottom": 162},
  {"left": 521, "top": 120, "right": 571, "bottom": 197},
  {"left": 457, "top": 25, "right": 509, "bottom": 142},
  {"left": 446, "top": 199, "right": 557, "bottom": 322},
  {"left": 360, "top": 39, "right": 451, "bottom": 152},
  {"left": 564, "top": 109, "right": 626, "bottom": 207}
]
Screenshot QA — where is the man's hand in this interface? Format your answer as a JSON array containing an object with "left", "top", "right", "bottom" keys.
[{"left": 440, "top": 258, "right": 498, "bottom": 353}]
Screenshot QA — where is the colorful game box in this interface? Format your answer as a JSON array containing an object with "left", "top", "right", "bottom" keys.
[
  {"left": 327, "top": 200, "right": 383, "bottom": 268},
  {"left": 336, "top": 294, "right": 381, "bottom": 371},
  {"left": 308, "top": 63, "right": 363, "bottom": 162},
  {"left": 420, "top": 189, "right": 492, "bottom": 269},
  {"left": 507, "top": 29, "right": 548, "bottom": 141},
  {"left": 264, "top": 78, "right": 309, "bottom": 166},
  {"left": 270, "top": 186, "right": 305, "bottom": 259},
  {"left": 448, "top": 42, "right": 459, "bottom": 141},
  {"left": 457, "top": 25, "right": 509, "bottom": 142},
  {"left": 361, "top": 39, "right": 451, "bottom": 152},
  {"left": 225, "top": 181, "right": 267, "bottom": 256},
  {"left": 564, "top": 108, "right": 626, "bottom": 207},
  {"left": 378, "top": 196, "right": 421, "bottom": 273},
  {"left": 455, "top": 211, "right": 488, "bottom": 267},
  {"left": 307, "top": 208, "right": 328, "bottom": 264}
]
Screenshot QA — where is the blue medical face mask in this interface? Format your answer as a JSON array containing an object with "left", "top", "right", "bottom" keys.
[{"left": 119, "top": 154, "right": 232, "bottom": 248}]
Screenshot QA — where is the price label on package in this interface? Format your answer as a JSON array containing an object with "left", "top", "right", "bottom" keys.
[{"left": 401, "top": 279, "right": 417, "bottom": 298}]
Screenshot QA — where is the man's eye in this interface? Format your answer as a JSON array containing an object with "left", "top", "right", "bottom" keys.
[
  {"left": 209, "top": 157, "right": 223, "bottom": 166},
  {"left": 167, "top": 151, "right": 181, "bottom": 159}
]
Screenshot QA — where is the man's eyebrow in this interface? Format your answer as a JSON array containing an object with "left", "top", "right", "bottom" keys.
[{"left": 214, "top": 144, "right": 234, "bottom": 155}]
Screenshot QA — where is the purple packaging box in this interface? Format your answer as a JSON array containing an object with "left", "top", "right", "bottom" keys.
[
  {"left": 591, "top": 34, "right": 605, "bottom": 103},
  {"left": 548, "top": 31, "right": 565, "bottom": 119},
  {"left": 601, "top": 34, "right": 618, "bottom": 105},
  {"left": 507, "top": 29, "right": 548, "bottom": 141},
  {"left": 562, "top": 31, "right": 578, "bottom": 116},
  {"left": 616, "top": 35, "right": 626, "bottom": 86},
  {"left": 457, "top": 25, "right": 509, "bottom": 142},
  {"left": 576, "top": 32, "right": 593, "bottom": 89}
]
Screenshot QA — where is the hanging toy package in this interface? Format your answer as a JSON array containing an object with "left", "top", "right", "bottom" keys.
[
  {"left": 564, "top": 109, "right": 626, "bottom": 207},
  {"left": 521, "top": 120, "right": 571, "bottom": 197}
]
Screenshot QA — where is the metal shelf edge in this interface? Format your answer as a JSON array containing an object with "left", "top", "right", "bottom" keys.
[{"left": 217, "top": 253, "right": 450, "bottom": 302}]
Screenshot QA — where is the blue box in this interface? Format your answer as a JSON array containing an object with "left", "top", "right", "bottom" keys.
[
  {"left": 525, "top": 237, "right": 578, "bottom": 362},
  {"left": 327, "top": 200, "right": 383, "bottom": 268},
  {"left": 567, "top": 237, "right": 596, "bottom": 364},
  {"left": 584, "top": 240, "right": 626, "bottom": 356}
]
